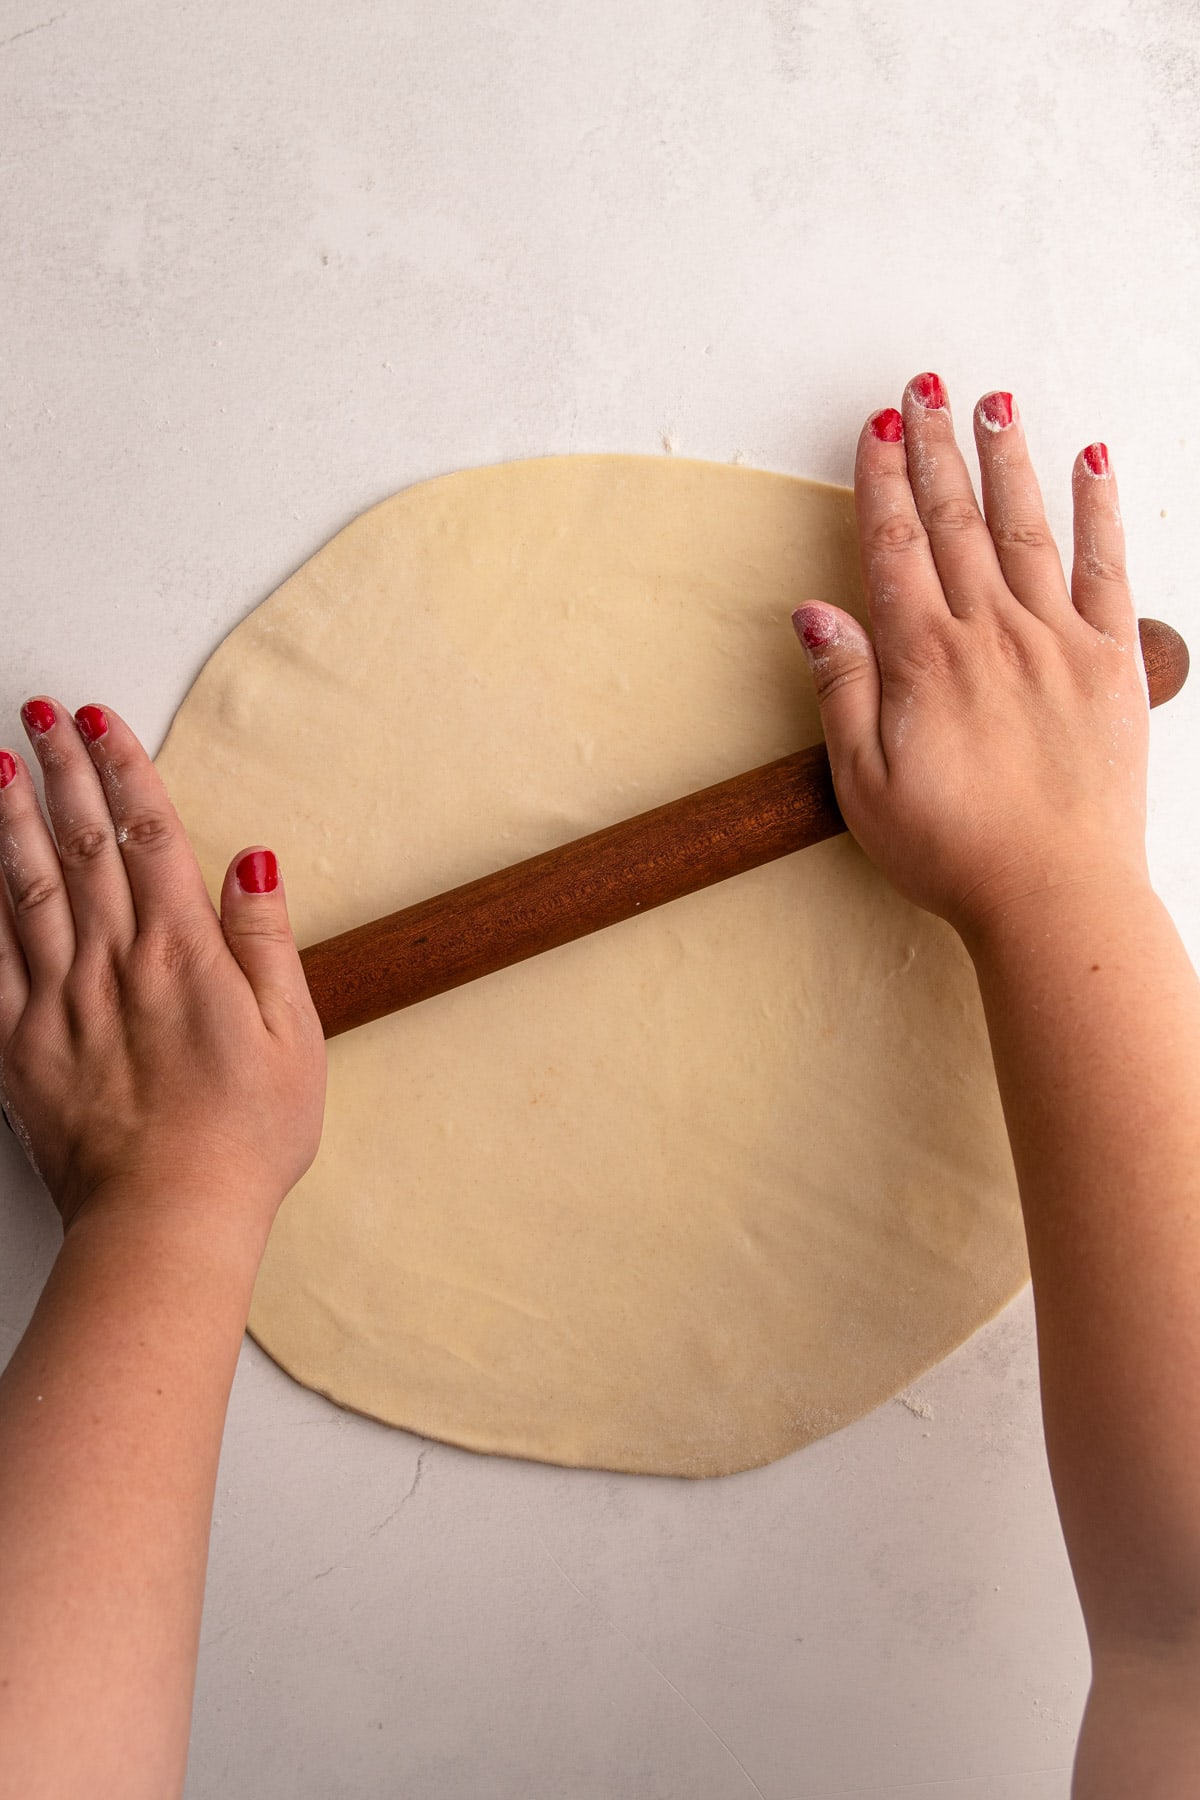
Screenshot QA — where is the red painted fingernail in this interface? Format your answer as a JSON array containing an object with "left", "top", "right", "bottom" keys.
[
  {"left": 978, "top": 391, "right": 1014, "bottom": 431},
  {"left": 74, "top": 705, "right": 109, "bottom": 743},
  {"left": 791, "top": 605, "right": 837, "bottom": 652},
  {"left": 869, "top": 407, "right": 904, "bottom": 443},
  {"left": 1083, "top": 442, "right": 1109, "bottom": 477},
  {"left": 236, "top": 849, "right": 279, "bottom": 894},
  {"left": 21, "top": 699, "right": 55, "bottom": 736},
  {"left": 910, "top": 371, "right": 947, "bottom": 410},
  {"left": 0, "top": 751, "right": 16, "bottom": 790}
]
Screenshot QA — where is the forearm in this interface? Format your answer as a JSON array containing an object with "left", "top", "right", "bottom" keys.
[
  {"left": 0, "top": 1194, "right": 266, "bottom": 1800},
  {"left": 964, "top": 876, "right": 1200, "bottom": 1652}
]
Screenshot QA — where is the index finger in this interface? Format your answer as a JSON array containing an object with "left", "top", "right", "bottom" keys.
[
  {"left": 73, "top": 704, "right": 218, "bottom": 938},
  {"left": 853, "top": 404, "right": 951, "bottom": 665}
]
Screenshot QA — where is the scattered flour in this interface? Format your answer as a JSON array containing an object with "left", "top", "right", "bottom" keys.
[{"left": 896, "top": 1391, "right": 934, "bottom": 1421}]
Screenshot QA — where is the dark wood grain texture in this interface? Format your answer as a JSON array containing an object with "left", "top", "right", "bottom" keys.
[{"left": 301, "top": 617, "right": 1189, "bottom": 1037}]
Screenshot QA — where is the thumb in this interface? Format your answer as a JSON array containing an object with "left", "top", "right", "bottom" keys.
[
  {"left": 791, "top": 604, "right": 884, "bottom": 783},
  {"left": 220, "top": 847, "right": 314, "bottom": 1031}
]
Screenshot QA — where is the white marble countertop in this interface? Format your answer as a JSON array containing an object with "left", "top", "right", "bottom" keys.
[{"left": 3, "top": 3, "right": 1197, "bottom": 1795}]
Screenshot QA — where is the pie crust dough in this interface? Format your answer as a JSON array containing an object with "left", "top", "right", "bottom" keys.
[{"left": 156, "top": 456, "right": 1027, "bottom": 1477}]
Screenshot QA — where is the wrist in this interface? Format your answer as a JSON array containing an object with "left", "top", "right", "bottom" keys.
[
  {"left": 957, "top": 864, "right": 1157, "bottom": 969},
  {"left": 64, "top": 1165, "right": 279, "bottom": 1283}
]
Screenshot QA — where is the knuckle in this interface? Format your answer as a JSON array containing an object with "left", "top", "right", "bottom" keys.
[
  {"left": 1076, "top": 552, "right": 1128, "bottom": 586},
  {"left": 12, "top": 873, "right": 62, "bottom": 918},
  {"left": 924, "top": 495, "right": 983, "bottom": 536},
  {"left": 884, "top": 626, "right": 958, "bottom": 692},
  {"left": 991, "top": 521, "right": 1057, "bottom": 554},
  {"left": 813, "top": 660, "right": 872, "bottom": 704},
  {"left": 991, "top": 622, "right": 1040, "bottom": 682},
  {"left": 230, "top": 914, "right": 294, "bottom": 947},
  {"left": 56, "top": 822, "right": 112, "bottom": 868},
  {"left": 116, "top": 810, "right": 176, "bottom": 855},
  {"left": 867, "top": 513, "right": 927, "bottom": 554},
  {"left": 938, "top": 615, "right": 1041, "bottom": 691},
  {"left": 135, "top": 925, "right": 212, "bottom": 982}
]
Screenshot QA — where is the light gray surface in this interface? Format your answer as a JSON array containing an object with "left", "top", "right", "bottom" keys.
[{"left": 2, "top": 2, "right": 1197, "bottom": 1795}]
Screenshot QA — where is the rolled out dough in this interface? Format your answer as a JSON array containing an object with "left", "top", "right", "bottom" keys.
[{"left": 156, "top": 455, "right": 1027, "bottom": 1478}]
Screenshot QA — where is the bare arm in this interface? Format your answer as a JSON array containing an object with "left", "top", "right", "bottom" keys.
[
  {"left": 968, "top": 878, "right": 1200, "bottom": 1792},
  {"left": 0, "top": 704, "right": 325, "bottom": 1800},
  {"left": 0, "top": 1203, "right": 263, "bottom": 1800},
  {"left": 794, "top": 377, "right": 1200, "bottom": 1795}
]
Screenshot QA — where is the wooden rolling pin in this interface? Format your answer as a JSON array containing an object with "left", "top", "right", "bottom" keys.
[{"left": 302, "top": 617, "right": 1189, "bottom": 1038}]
